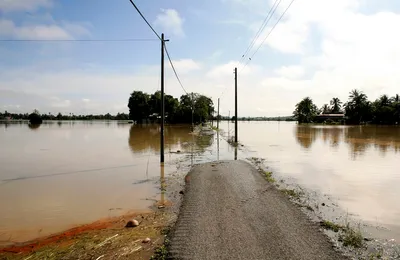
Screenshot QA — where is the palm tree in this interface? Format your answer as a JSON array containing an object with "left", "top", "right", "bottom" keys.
[
  {"left": 391, "top": 94, "right": 399, "bottom": 103},
  {"left": 345, "top": 89, "right": 370, "bottom": 124},
  {"left": 321, "top": 104, "right": 331, "bottom": 114},
  {"left": 330, "top": 98, "right": 342, "bottom": 114},
  {"left": 293, "top": 97, "right": 318, "bottom": 123},
  {"left": 379, "top": 94, "right": 391, "bottom": 106},
  {"left": 348, "top": 89, "right": 368, "bottom": 105}
]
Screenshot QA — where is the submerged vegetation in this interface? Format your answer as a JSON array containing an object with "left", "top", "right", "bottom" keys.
[
  {"left": 280, "top": 189, "right": 301, "bottom": 199},
  {"left": 263, "top": 171, "right": 275, "bottom": 183},
  {"left": 320, "top": 220, "right": 363, "bottom": 248},
  {"left": 321, "top": 220, "right": 342, "bottom": 233},
  {"left": 294, "top": 90, "right": 400, "bottom": 124}
]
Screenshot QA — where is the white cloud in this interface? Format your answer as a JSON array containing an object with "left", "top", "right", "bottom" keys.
[
  {"left": 169, "top": 59, "right": 201, "bottom": 74},
  {"left": 0, "top": 19, "right": 89, "bottom": 40},
  {"left": 154, "top": 9, "right": 184, "bottom": 37},
  {"left": 274, "top": 65, "right": 304, "bottom": 79},
  {"left": 0, "top": 0, "right": 52, "bottom": 12},
  {"left": 255, "top": 19, "right": 309, "bottom": 54},
  {"left": 2, "top": 0, "right": 400, "bottom": 118},
  {"left": 206, "top": 61, "right": 258, "bottom": 78}
]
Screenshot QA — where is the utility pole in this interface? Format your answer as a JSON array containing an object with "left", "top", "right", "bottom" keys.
[
  {"left": 160, "top": 33, "right": 169, "bottom": 163},
  {"left": 234, "top": 67, "right": 238, "bottom": 144},
  {"left": 217, "top": 98, "right": 220, "bottom": 129}
]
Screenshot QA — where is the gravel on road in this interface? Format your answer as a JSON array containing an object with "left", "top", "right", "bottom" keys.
[{"left": 169, "top": 160, "right": 347, "bottom": 260}]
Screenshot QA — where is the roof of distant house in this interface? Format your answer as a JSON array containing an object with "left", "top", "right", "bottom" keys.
[{"left": 317, "top": 114, "right": 345, "bottom": 117}]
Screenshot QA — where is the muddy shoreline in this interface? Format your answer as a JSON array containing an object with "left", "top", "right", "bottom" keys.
[{"left": 0, "top": 210, "right": 175, "bottom": 260}]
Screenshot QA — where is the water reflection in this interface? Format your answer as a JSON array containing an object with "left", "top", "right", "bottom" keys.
[
  {"left": 295, "top": 125, "right": 400, "bottom": 158},
  {"left": 159, "top": 163, "right": 165, "bottom": 206},
  {"left": 128, "top": 124, "right": 214, "bottom": 154},
  {"left": 28, "top": 124, "right": 41, "bottom": 130},
  {"left": 295, "top": 126, "right": 318, "bottom": 149}
]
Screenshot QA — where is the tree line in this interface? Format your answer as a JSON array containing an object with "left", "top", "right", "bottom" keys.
[
  {"left": 294, "top": 90, "right": 400, "bottom": 124},
  {"left": 127, "top": 91, "right": 214, "bottom": 124},
  {"left": 0, "top": 111, "right": 130, "bottom": 121}
]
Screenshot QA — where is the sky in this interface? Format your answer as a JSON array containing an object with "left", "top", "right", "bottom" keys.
[{"left": 1, "top": 0, "right": 400, "bottom": 117}]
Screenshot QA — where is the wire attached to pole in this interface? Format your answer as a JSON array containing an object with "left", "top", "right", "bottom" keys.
[{"left": 128, "top": 0, "right": 162, "bottom": 40}]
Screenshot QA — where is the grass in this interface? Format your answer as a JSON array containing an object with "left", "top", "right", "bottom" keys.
[
  {"left": 280, "top": 189, "right": 301, "bottom": 199},
  {"left": 340, "top": 223, "right": 363, "bottom": 248},
  {"left": 227, "top": 137, "right": 239, "bottom": 147},
  {"left": 263, "top": 171, "right": 275, "bottom": 183},
  {"left": 321, "top": 220, "right": 343, "bottom": 233},
  {"left": 368, "top": 250, "right": 383, "bottom": 259},
  {"left": 150, "top": 238, "right": 171, "bottom": 260},
  {"left": 210, "top": 125, "right": 219, "bottom": 131},
  {"left": 249, "top": 157, "right": 264, "bottom": 165},
  {"left": 320, "top": 220, "right": 364, "bottom": 248}
]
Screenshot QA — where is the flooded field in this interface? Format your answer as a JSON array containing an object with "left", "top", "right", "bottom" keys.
[
  {"left": 0, "top": 121, "right": 237, "bottom": 246},
  {"left": 220, "top": 121, "right": 400, "bottom": 242},
  {"left": 2, "top": 120, "right": 399, "bottom": 248}
]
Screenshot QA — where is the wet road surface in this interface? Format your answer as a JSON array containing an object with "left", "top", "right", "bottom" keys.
[{"left": 170, "top": 160, "right": 347, "bottom": 260}]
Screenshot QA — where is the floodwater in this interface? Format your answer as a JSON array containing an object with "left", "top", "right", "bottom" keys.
[
  {"left": 220, "top": 121, "right": 400, "bottom": 242},
  {"left": 2, "top": 120, "right": 399, "bottom": 246},
  {"left": 0, "top": 121, "right": 236, "bottom": 246}
]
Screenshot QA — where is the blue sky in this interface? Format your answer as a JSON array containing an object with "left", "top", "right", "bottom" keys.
[{"left": 1, "top": 0, "right": 400, "bottom": 116}]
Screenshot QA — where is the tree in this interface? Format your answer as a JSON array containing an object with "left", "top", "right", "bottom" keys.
[
  {"left": 390, "top": 94, "right": 399, "bottom": 103},
  {"left": 321, "top": 104, "right": 331, "bottom": 114},
  {"left": 372, "top": 95, "right": 395, "bottom": 124},
  {"left": 128, "top": 91, "right": 150, "bottom": 123},
  {"left": 391, "top": 94, "right": 400, "bottom": 124},
  {"left": 57, "top": 112, "right": 63, "bottom": 120},
  {"left": 194, "top": 95, "right": 214, "bottom": 122},
  {"left": 330, "top": 98, "right": 342, "bottom": 114},
  {"left": 293, "top": 97, "right": 318, "bottom": 123},
  {"left": 28, "top": 109, "right": 43, "bottom": 124},
  {"left": 165, "top": 94, "right": 179, "bottom": 122},
  {"left": 345, "top": 89, "right": 371, "bottom": 124}
]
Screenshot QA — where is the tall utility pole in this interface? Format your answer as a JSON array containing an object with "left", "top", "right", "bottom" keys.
[
  {"left": 160, "top": 33, "right": 169, "bottom": 163},
  {"left": 217, "top": 98, "right": 220, "bottom": 129},
  {"left": 234, "top": 67, "right": 238, "bottom": 144}
]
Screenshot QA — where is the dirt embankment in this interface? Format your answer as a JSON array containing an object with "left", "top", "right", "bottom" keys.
[{"left": 0, "top": 210, "right": 172, "bottom": 260}]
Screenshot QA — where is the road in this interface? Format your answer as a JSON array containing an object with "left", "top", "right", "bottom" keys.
[{"left": 169, "top": 160, "right": 347, "bottom": 260}]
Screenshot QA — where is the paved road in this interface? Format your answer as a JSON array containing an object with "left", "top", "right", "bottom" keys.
[{"left": 170, "top": 160, "right": 347, "bottom": 260}]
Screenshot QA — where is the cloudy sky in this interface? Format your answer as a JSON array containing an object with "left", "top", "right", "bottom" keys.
[{"left": 1, "top": 0, "right": 400, "bottom": 116}]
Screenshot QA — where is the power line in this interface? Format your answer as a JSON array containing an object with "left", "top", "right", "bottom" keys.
[
  {"left": 163, "top": 44, "right": 195, "bottom": 128},
  {"left": 240, "top": 0, "right": 296, "bottom": 73},
  {"left": 0, "top": 38, "right": 158, "bottom": 42},
  {"left": 238, "top": 0, "right": 282, "bottom": 65},
  {"left": 164, "top": 45, "right": 189, "bottom": 95},
  {"left": 128, "top": 0, "right": 161, "bottom": 40},
  {"left": 224, "top": 1, "right": 282, "bottom": 99}
]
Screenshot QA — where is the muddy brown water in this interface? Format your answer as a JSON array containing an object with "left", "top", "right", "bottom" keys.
[
  {"left": 0, "top": 121, "right": 237, "bottom": 246},
  {"left": 1, "top": 121, "right": 399, "bottom": 247},
  {"left": 219, "top": 121, "right": 400, "bottom": 243}
]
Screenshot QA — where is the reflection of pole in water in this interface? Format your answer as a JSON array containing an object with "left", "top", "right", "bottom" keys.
[
  {"left": 234, "top": 146, "right": 237, "bottom": 161},
  {"left": 160, "top": 163, "right": 165, "bottom": 206},
  {"left": 191, "top": 130, "right": 194, "bottom": 166},
  {"left": 217, "top": 130, "right": 220, "bottom": 161},
  {"left": 228, "top": 110, "right": 230, "bottom": 139}
]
